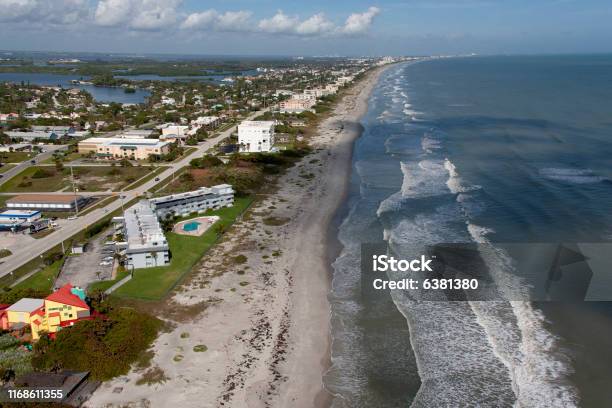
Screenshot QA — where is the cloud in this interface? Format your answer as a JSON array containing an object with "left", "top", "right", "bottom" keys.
[
  {"left": 181, "top": 9, "right": 251, "bottom": 32},
  {"left": 340, "top": 6, "right": 380, "bottom": 35},
  {"left": 95, "top": 0, "right": 181, "bottom": 30},
  {"left": 296, "top": 13, "right": 335, "bottom": 36},
  {"left": 0, "top": 0, "right": 88, "bottom": 24},
  {"left": 1, "top": 2, "right": 380, "bottom": 37},
  {"left": 258, "top": 10, "right": 298, "bottom": 34}
]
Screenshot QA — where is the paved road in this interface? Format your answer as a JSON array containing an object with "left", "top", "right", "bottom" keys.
[
  {"left": 0, "top": 145, "right": 68, "bottom": 188},
  {"left": 0, "top": 112, "right": 261, "bottom": 277}
]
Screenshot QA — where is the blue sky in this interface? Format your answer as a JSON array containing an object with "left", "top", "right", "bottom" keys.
[{"left": 1, "top": 0, "right": 612, "bottom": 56}]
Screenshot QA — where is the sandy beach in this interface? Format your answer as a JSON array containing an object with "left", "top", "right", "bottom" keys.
[{"left": 86, "top": 65, "right": 389, "bottom": 408}]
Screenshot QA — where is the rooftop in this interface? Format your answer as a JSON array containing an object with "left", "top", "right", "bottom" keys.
[
  {"left": 150, "top": 184, "right": 233, "bottom": 205},
  {"left": 7, "top": 298, "right": 44, "bottom": 313},
  {"left": 0, "top": 210, "right": 41, "bottom": 217},
  {"left": 7, "top": 194, "right": 83, "bottom": 204},
  {"left": 46, "top": 284, "right": 89, "bottom": 309},
  {"left": 124, "top": 200, "right": 168, "bottom": 251},
  {"left": 239, "top": 120, "right": 275, "bottom": 128}
]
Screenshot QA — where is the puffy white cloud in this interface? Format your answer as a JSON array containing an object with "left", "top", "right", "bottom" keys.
[
  {"left": 95, "top": 0, "right": 180, "bottom": 30},
  {"left": 94, "top": 0, "right": 132, "bottom": 26},
  {"left": 0, "top": 0, "right": 88, "bottom": 24},
  {"left": 181, "top": 9, "right": 217, "bottom": 30},
  {"left": 181, "top": 9, "right": 251, "bottom": 32},
  {"left": 295, "top": 13, "right": 335, "bottom": 36},
  {"left": 258, "top": 10, "right": 298, "bottom": 34},
  {"left": 340, "top": 6, "right": 380, "bottom": 35},
  {"left": 215, "top": 11, "right": 252, "bottom": 31}
]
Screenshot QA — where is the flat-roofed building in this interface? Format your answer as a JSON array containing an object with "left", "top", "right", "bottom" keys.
[
  {"left": 78, "top": 137, "right": 171, "bottom": 160},
  {"left": 118, "top": 201, "right": 170, "bottom": 269},
  {"left": 192, "top": 116, "right": 220, "bottom": 128},
  {"left": 6, "top": 194, "right": 86, "bottom": 212},
  {"left": 238, "top": 120, "right": 275, "bottom": 153},
  {"left": 279, "top": 98, "right": 316, "bottom": 114},
  {"left": 150, "top": 184, "right": 234, "bottom": 219},
  {"left": 0, "top": 208, "right": 41, "bottom": 223}
]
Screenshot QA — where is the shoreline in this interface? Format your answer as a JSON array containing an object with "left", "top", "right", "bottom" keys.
[{"left": 86, "top": 65, "right": 392, "bottom": 408}]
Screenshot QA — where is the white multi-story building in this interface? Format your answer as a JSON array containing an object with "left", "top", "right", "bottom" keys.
[
  {"left": 237, "top": 121, "right": 275, "bottom": 153},
  {"left": 116, "top": 201, "right": 170, "bottom": 269},
  {"left": 150, "top": 184, "right": 234, "bottom": 219}
]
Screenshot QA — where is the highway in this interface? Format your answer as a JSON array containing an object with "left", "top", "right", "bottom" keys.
[
  {"left": 0, "top": 145, "right": 68, "bottom": 188},
  {"left": 0, "top": 111, "right": 263, "bottom": 277}
]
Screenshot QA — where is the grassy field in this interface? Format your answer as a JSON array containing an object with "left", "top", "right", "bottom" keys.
[
  {"left": 0, "top": 166, "right": 153, "bottom": 193},
  {"left": 113, "top": 196, "right": 252, "bottom": 300},
  {"left": 0, "top": 151, "right": 35, "bottom": 163},
  {"left": 88, "top": 267, "right": 130, "bottom": 293},
  {"left": 0, "top": 195, "right": 13, "bottom": 209},
  {"left": 122, "top": 166, "right": 168, "bottom": 190},
  {"left": 12, "top": 260, "right": 63, "bottom": 292},
  {"left": 0, "top": 163, "right": 16, "bottom": 174}
]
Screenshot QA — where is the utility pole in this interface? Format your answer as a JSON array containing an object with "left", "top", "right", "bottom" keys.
[{"left": 70, "top": 165, "right": 79, "bottom": 216}]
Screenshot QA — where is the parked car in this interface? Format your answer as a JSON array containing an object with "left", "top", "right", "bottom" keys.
[{"left": 99, "top": 261, "right": 112, "bottom": 266}]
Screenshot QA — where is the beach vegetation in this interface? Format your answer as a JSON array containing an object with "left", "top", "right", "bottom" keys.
[{"left": 31, "top": 307, "right": 162, "bottom": 381}]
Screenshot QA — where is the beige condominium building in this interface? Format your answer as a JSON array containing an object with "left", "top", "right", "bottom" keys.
[{"left": 78, "top": 137, "right": 171, "bottom": 160}]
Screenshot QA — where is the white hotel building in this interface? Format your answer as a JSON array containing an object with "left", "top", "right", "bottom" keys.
[
  {"left": 150, "top": 184, "right": 234, "bottom": 219},
  {"left": 237, "top": 121, "right": 275, "bottom": 153}
]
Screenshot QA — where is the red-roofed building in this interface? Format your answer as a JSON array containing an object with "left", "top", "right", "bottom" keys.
[
  {"left": 0, "top": 304, "right": 10, "bottom": 330},
  {"left": 30, "top": 284, "right": 90, "bottom": 340}
]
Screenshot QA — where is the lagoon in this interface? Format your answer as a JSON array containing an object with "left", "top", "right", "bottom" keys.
[{"left": 0, "top": 72, "right": 150, "bottom": 104}]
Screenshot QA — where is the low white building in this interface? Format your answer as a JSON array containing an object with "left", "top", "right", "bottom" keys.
[
  {"left": 150, "top": 184, "right": 234, "bottom": 219},
  {"left": 191, "top": 116, "right": 220, "bottom": 128},
  {"left": 116, "top": 201, "right": 170, "bottom": 269},
  {"left": 237, "top": 120, "right": 275, "bottom": 153},
  {"left": 0, "top": 210, "right": 41, "bottom": 227}
]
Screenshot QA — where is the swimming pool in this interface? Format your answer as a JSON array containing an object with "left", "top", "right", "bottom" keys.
[{"left": 182, "top": 221, "right": 201, "bottom": 232}]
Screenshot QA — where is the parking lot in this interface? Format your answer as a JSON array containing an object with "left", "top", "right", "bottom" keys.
[{"left": 54, "top": 228, "right": 116, "bottom": 289}]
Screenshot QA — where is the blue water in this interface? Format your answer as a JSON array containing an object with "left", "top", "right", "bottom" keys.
[
  {"left": 183, "top": 221, "right": 201, "bottom": 232},
  {"left": 328, "top": 56, "right": 612, "bottom": 407},
  {"left": 0, "top": 72, "right": 150, "bottom": 104}
]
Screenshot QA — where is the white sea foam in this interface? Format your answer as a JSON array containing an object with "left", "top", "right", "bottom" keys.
[
  {"left": 421, "top": 136, "right": 441, "bottom": 153},
  {"left": 466, "top": 224, "right": 579, "bottom": 408},
  {"left": 540, "top": 167, "right": 604, "bottom": 184},
  {"left": 444, "top": 158, "right": 481, "bottom": 194}
]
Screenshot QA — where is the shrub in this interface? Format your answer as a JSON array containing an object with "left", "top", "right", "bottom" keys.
[
  {"left": 232, "top": 255, "right": 247, "bottom": 264},
  {"left": 31, "top": 308, "right": 162, "bottom": 381},
  {"left": 31, "top": 168, "right": 53, "bottom": 179}
]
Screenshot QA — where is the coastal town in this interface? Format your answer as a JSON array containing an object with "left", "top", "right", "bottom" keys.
[{"left": 0, "top": 54, "right": 405, "bottom": 406}]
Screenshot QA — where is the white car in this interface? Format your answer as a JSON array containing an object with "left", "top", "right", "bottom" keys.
[
  {"left": 103, "top": 256, "right": 114, "bottom": 261},
  {"left": 67, "top": 216, "right": 78, "bottom": 220},
  {"left": 99, "top": 261, "right": 112, "bottom": 266}
]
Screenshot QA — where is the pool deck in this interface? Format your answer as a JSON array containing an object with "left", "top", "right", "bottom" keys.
[{"left": 173, "top": 216, "right": 220, "bottom": 237}]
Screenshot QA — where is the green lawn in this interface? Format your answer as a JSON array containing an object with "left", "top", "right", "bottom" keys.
[
  {"left": 88, "top": 268, "right": 130, "bottom": 293},
  {"left": 0, "top": 163, "right": 16, "bottom": 174},
  {"left": 0, "top": 195, "right": 14, "bottom": 209},
  {"left": 12, "top": 260, "right": 63, "bottom": 292},
  {"left": 114, "top": 196, "right": 252, "bottom": 300},
  {"left": 0, "top": 166, "right": 152, "bottom": 193},
  {"left": 0, "top": 151, "right": 35, "bottom": 163}
]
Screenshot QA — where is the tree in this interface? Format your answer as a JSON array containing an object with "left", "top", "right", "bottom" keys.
[{"left": 54, "top": 158, "right": 64, "bottom": 171}]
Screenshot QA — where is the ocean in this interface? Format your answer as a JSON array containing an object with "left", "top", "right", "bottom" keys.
[{"left": 326, "top": 55, "right": 612, "bottom": 407}]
